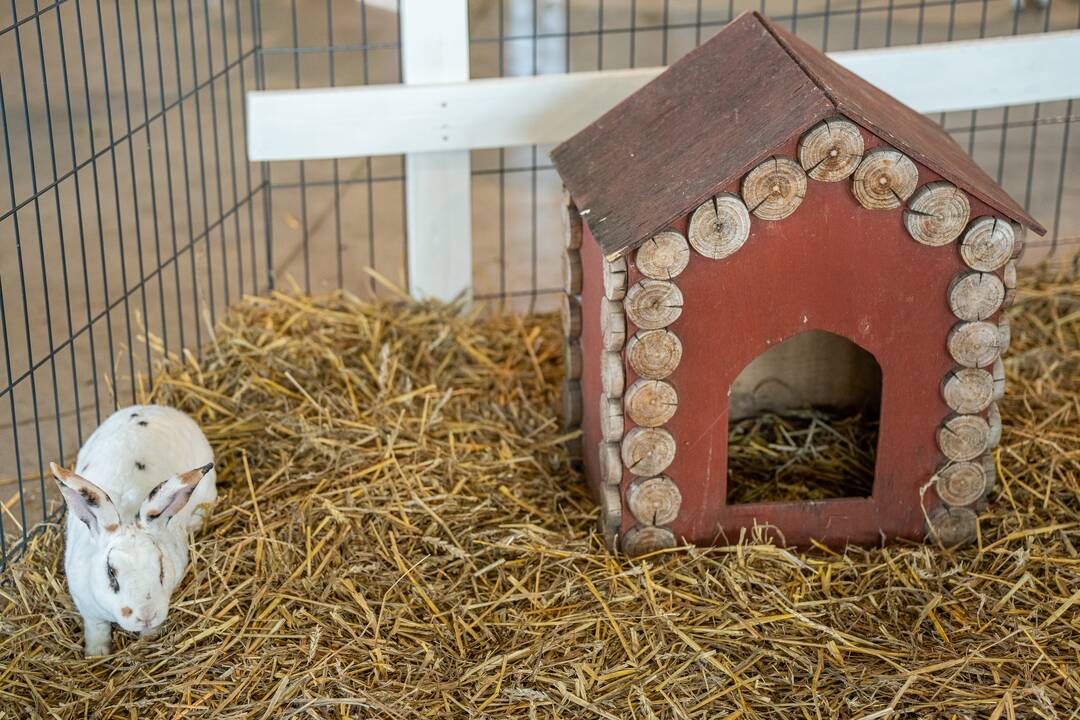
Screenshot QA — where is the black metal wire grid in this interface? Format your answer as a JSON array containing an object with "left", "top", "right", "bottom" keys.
[
  {"left": 0, "top": 0, "right": 269, "bottom": 569},
  {"left": 1, "top": 0, "right": 1077, "bottom": 570}
]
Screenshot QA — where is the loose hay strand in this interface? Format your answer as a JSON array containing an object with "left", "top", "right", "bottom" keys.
[{"left": 1, "top": 267, "right": 1078, "bottom": 719}]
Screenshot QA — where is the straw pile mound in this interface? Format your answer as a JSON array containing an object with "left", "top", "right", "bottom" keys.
[{"left": 2, "top": 269, "right": 1078, "bottom": 719}]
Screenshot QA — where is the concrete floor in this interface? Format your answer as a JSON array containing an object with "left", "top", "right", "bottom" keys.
[{"left": 2, "top": 0, "right": 1078, "bottom": 549}]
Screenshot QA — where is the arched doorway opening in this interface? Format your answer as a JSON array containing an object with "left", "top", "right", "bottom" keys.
[{"left": 726, "top": 330, "right": 883, "bottom": 504}]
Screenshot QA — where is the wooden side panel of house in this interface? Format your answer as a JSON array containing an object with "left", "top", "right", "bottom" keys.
[
  {"left": 579, "top": 226, "right": 606, "bottom": 504},
  {"left": 607, "top": 133, "right": 1004, "bottom": 547}
]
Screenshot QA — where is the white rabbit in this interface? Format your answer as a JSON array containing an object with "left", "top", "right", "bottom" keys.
[{"left": 51, "top": 404, "right": 217, "bottom": 656}]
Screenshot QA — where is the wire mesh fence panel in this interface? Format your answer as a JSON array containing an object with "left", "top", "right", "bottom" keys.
[
  {"left": 467, "top": 0, "right": 1080, "bottom": 311},
  {"left": 1, "top": 0, "right": 1078, "bottom": 569},
  {"left": 256, "top": 1, "right": 407, "bottom": 299},
  {"left": 0, "top": 0, "right": 266, "bottom": 565}
]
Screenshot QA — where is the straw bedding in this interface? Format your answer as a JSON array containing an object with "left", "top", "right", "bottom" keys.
[{"left": 1, "top": 269, "right": 1077, "bottom": 719}]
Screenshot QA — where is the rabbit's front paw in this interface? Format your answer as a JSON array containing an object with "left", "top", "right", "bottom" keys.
[{"left": 83, "top": 618, "right": 113, "bottom": 656}]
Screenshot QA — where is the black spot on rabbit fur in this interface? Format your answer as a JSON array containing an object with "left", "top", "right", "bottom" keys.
[
  {"left": 137, "top": 420, "right": 149, "bottom": 427},
  {"left": 131, "top": 412, "right": 140, "bottom": 418},
  {"left": 146, "top": 480, "right": 166, "bottom": 503},
  {"left": 135, "top": 461, "right": 146, "bottom": 471},
  {"left": 78, "top": 487, "right": 99, "bottom": 508}
]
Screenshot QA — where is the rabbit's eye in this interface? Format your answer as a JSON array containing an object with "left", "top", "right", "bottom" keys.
[
  {"left": 106, "top": 561, "right": 120, "bottom": 593},
  {"left": 158, "top": 554, "right": 165, "bottom": 585}
]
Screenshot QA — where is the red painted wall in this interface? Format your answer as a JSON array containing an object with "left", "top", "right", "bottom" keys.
[{"left": 583, "top": 131, "right": 1005, "bottom": 547}]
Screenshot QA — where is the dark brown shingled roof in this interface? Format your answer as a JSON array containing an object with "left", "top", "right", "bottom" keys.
[{"left": 550, "top": 11, "right": 1044, "bottom": 259}]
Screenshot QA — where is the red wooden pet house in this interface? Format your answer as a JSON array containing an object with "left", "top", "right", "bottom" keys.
[{"left": 552, "top": 12, "right": 1043, "bottom": 556}]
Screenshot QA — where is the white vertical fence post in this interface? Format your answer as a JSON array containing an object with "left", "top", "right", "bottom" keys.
[{"left": 400, "top": 0, "right": 472, "bottom": 301}]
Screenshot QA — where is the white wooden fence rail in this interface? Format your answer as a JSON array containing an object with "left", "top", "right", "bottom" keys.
[{"left": 247, "top": 17, "right": 1080, "bottom": 301}]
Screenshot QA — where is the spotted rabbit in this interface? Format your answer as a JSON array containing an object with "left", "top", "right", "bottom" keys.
[{"left": 52, "top": 405, "right": 217, "bottom": 656}]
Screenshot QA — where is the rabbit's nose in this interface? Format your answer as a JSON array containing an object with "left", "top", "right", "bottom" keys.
[{"left": 137, "top": 609, "right": 156, "bottom": 627}]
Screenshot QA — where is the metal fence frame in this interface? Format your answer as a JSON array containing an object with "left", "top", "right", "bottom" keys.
[{"left": 2, "top": 0, "right": 1078, "bottom": 571}]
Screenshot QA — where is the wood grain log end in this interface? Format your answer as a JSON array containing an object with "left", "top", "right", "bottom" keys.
[
  {"left": 742, "top": 156, "right": 807, "bottom": 220},
  {"left": 621, "top": 427, "right": 677, "bottom": 477},
  {"left": 627, "top": 329, "right": 683, "bottom": 380},
  {"left": 624, "top": 379, "right": 678, "bottom": 428},
  {"left": 688, "top": 194, "right": 751, "bottom": 259},
  {"left": 937, "top": 413, "right": 990, "bottom": 462},
  {"left": 960, "top": 216, "right": 1015, "bottom": 272},
  {"left": 851, "top": 148, "right": 918, "bottom": 209},
  {"left": 926, "top": 506, "right": 978, "bottom": 547},
  {"left": 621, "top": 525, "right": 677, "bottom": 557},
  {"left": 905, "top": 182, "right": 971, "bottom": 247},
  {"left": 798, "top": 118, "right": 864, "bottom": 182},
  {"left": 636, "top": 231, "right": 691, "bottom": 279},
  {"left": 626, "top": 475, "right": 682, "bottom": 526},
  {"left": 933, "top": 461, "right": 989, "bottom": 507},
  {"left": 623, "top": 279, "right": 684, "bottom": 330}
]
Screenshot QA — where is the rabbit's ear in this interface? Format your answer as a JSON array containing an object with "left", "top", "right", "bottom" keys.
[
  {"left": 51, "top": 462, "right": 121, "bottom": 537},
  {"left": 139, "top": 462, "right": 213, "bottom": 526}
]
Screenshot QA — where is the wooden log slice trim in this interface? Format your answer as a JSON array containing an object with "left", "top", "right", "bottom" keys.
[
  {"left": 940, "top": 367, "right": 994, "bottom": 414},
  {"left": 624, "top": 379, "right": 678, "bottom": 428},
  {"left": 926, "top": 506, "right": 978, "bottom": 547},
  {"left": 687, "top": 194, "right": 751, "bottom": 260},
  {"left": 947, "top": 271, "right": 1004, "bottom": 322},
  {"left": 997, "top": 315, "right": 1012, "bottom": 354},
  {"left": 621, "top": 525, "right": 676, "bottom": 557},
  {"left": 636, "top": 231, "right": 691, "bottom": 279},
  {"left": 598, "top": 484, "right": 621, "bottom": 552},
  {"left": 991, "top": 357, "right": 1006, "bottom": 402},
  {"left": 601, "top": 298, "right": 627, "bottom": 352},
  {"left": 798, "top": 119, "right": 864, "bottom": 182},
  {"left": 599, "top": 442, "right": 622, "bottom": 485},
  {"left": 601, "top": 351, "right": 625, "bottom": 398},
  {"left": 1010, "top": 221, "right": 1026, "bottom": 259},
  {"left": 603, "top": 256, "right": 628, "bottom": 301},
  {"left": 563, "top": 248, "right": 582, "bottom": 295},
  {"left": 1002, "top": 260, "right": 1018, "bottom": 308},
  {"left": 960, "top": 216, "right": 1015, "bottom": 272},
  {"left": 626, "top": 329, "right": 682, "bottom": 380},
  {"left": 1002, "top": 288, "right": 1017, "bottom": 309},
  {"left": 742, "top": 156, "right": 807, "bottom": 221},
  {"left": 981, "top": 452, "right": 997, "bottom": 497},
  {"left": 987, "top": 402, "right": 1002, "bottom": 448},
  {"left": 933, "top": 461, "right": 989, "bottom": 507},
  {"left": 621, "top": 427, "right": 676, "bottom": 477},
  {"left": 624, "top": 279, "right": 684, "bottom": 330},
  {"left": 563, "top": 339, "right": 582, "bottom": 381},
  {"left": 937, "top": 414, "right": 990, "bottom": 462},
  {"left": 947, "top": 321, "right": 1001, "bottom": 368},
  {"left": 562, "top": 188, "right": 582, "bottom": 250},
  {"left": 626, "top": 475, "right": 682, "bottom": 526},
  {"left": 560, "top": 379, "right": 582, "bottom": 429},
  {"left": 1003, "top": 260, "right": 1017, "bottom": 289},
  {"left": 600, "top": 396, "right": 625, "bottom": 443},
  {"left": 561, "top": 293, "right": 582, "bottom": 338},
  {"left": 851, "top": 148, "right": 918, "bottom": 209},
  {"left": 904, "top": 182, "right": 971, "bottom": 247}
]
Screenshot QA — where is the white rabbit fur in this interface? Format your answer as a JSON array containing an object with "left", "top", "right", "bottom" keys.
[{"left": 54, "top": 404, "right": 217, "bottom": 656}]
